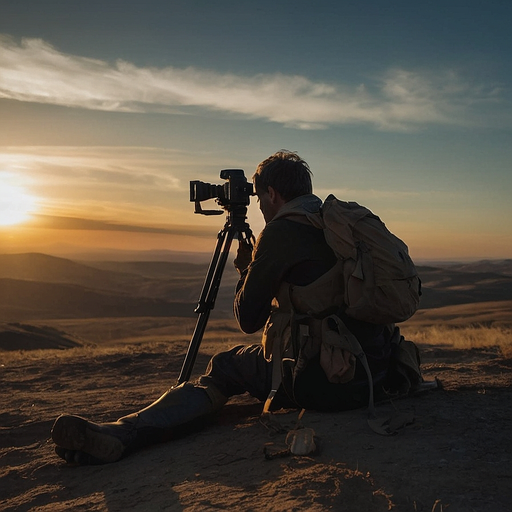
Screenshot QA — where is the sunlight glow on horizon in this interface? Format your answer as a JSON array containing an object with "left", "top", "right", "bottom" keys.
[
  {"left": 0, "top": 146, "right": 511, "bottom": 259},
  {"left": 0, "top": 181, "right": 39, "bottom": 226}
]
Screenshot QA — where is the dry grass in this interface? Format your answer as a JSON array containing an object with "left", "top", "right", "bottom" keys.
[
  {"left": 3, "top": 305, "right": 512, "bottom": 364},
  {"left": 401, "top": 324, "right": 512, "bottom": 357}
]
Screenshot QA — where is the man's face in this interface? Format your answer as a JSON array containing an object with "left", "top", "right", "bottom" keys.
[{"left": 255, "top": 186, "right": 283, "bottom": 224}]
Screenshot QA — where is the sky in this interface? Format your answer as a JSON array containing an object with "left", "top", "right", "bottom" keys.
[{"left": 0, "top": 0, "right": 511, "bottom": 261}]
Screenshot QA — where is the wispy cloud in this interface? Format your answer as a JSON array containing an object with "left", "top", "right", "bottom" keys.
[
  {"left": 0, "top": 146, "right": 182, "bottom": 191},
  {"left": 0, "top": 36, "right": 504, "bottom": 131},
  {"left": 27, "top": 214, "right": 217, "bottom": 237}
]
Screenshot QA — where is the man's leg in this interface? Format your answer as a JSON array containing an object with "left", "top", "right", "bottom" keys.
[
  {"left": 52, "top": 380, "right": 228, "bottom": 464},
  {"left": 52, "top": 344, "right": 291, "bottom": 465},
  {"left": 199, "top": 344, "right": 275, "bottom": 400}
]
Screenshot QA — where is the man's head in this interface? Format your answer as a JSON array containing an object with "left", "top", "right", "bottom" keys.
[{"left": 253, "top": 151, "right": 313, "bottom": 223}]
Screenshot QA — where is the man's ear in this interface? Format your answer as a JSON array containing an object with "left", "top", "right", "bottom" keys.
[
  {"left": 267, "top": 186, "right": 286, "bottom": 210},
  {"left": 267, "top": 186, "right": 279, "bottom": 204}
]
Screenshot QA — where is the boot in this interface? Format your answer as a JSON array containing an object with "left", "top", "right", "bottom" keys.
[{"left": 51, "top": 382, "right": 227, "bottom": 465}]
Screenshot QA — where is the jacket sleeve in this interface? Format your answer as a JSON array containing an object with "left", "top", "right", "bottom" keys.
[{"left": 234, "top": 222, "right": 290, "bottom": 334}]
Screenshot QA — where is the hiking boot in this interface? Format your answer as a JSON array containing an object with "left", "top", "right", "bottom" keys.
[
  {"left": 52, "top": 414, "right": 136, "bottom": 464},
  {"left": 51, "top": 382, "right": 227, "bottom": 464}
]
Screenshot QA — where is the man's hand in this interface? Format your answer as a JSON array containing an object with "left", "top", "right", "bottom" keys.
[{"left": 234, "top": 238, "right": 253, "bottom": 275}]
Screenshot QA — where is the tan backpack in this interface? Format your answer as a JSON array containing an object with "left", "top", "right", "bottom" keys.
[
  {"left": 301, "top": 194, "right": 421, "bottom": 325},
  {"left": 262, "top": 195, "right": 424, "bottom": 428}
]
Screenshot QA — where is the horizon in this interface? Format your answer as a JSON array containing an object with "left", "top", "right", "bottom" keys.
[
  {"left": 1, "top": 248, "right": 511, "bottom": 267},
  {"left": 1, "top": 1, "right": 511, "bottom": 260}
]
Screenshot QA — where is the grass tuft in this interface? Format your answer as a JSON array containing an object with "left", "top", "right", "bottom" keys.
[{"left": 402, "top": 325, "right": 512, "bottom": 357}]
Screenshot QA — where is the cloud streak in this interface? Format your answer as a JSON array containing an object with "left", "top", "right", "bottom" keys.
[
  {"left": 0, "top": 146, "right": 248, "bottom": 227},
  {"left": 0, "top": 36, "right": 503, "bottom": 131},
  {"left": 27, "top": 214, "right": 217, "bottom": 237}
]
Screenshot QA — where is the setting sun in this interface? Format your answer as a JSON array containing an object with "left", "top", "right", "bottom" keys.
[{"left": 0, "top": 183, "right": 38, "bottom": 226}]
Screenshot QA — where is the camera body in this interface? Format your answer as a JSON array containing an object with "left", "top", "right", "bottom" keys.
[{"left": 190, "top": 169, "right": 254, "bottom": 214}]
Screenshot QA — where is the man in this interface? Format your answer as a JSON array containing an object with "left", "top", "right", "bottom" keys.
[{"left": 52, "top": 151, "right": 396, "bottom": 465}]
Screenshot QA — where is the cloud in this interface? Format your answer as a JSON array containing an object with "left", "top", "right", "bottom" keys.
[
  {"left": 0, "top": 145, "right": 194, "bottom": 188},
  {"left": 27, "top": 214, "right": 217, "bottom": 237},
  {"left": 0, "top": 36, "right": 505, "bottom": 130}
]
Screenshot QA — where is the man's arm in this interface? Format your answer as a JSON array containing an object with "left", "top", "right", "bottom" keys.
[
  {"left": 233, "top": 221, "right": 291, "bottom": 334},
  {"left": 233, "top": 218, "right": 337, "bottom": 334}
]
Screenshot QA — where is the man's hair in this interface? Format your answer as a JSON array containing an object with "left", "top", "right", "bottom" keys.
[{"left": 253, "top": 151, "right": 313, "bottom": 201}]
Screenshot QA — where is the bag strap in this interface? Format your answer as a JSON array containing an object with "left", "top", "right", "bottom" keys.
[{"left": 263, "top": 340, "right": 283, "bottom": 414}]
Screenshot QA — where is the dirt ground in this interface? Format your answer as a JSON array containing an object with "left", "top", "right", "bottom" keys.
[{"left": 1, "top": 336, "right": 512, "bottom": 512}]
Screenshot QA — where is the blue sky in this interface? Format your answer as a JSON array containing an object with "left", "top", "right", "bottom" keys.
[{"left": 0, "top": 0, "right": 511, "bottom": 260}]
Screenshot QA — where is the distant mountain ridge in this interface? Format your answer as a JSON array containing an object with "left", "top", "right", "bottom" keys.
[
  {"left": 1, "top": 253, "right": 512, "bottom": 323},
  {"left": 0, "top": 253, "right": 238, "bottom": 302},
  {"left": 0, "top": 253, "right": 237, "bottom": 323},
  {"left": 0, "top": 253, "right": 141, "bottom": 291},
  {"left": 43, "top": 248, "right": 213, "bottom": 263},
  {"left": 435, "top": 259, "right": 512, "bottom": 276}
]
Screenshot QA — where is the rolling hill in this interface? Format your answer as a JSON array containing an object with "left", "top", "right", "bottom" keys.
[
  {"left": 416, "top": 264, "right": 512, "bottom": 308},
  {"left": 1, "top": 253, "right": 511, "bottom": 350},
  {"left": 2, "top": 253, "right": 512, "bottom": 321},
  {"left": 0, "top": 252, "right": 239, "bottom": 305},
  {"left": 0, "top": 322, "right": 83, "bottom": 351},
  {"left": 0, "top": 277, "right": 197, "bottom": 321}
]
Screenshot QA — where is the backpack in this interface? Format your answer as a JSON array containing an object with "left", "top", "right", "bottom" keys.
[
  {"left": 262, "top": 194, "right": 424, "bottom": 427},
  {"left": 302, "top": 194, "right": 421, "bottom": 325}
]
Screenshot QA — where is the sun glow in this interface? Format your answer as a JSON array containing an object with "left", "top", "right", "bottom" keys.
[{"left": 0, "top": 182, "right": 38, "bottom": 226}]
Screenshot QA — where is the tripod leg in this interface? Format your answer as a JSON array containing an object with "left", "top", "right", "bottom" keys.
[
  {"left": 177, "top": 223, "right": 238, "bottom": 384},
  {"left": 195, "top": 226, "right": 228, "bottom": 314}
]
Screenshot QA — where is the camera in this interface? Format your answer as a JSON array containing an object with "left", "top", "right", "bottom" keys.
[{"left": 190, "top": 169, "right": 254, "bottom": 215}]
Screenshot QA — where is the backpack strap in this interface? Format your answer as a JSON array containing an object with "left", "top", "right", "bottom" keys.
[{"left": 262, "top": 340, "right": 284, "bottom": 414}]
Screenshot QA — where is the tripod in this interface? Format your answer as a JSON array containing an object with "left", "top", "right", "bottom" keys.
[{"left": 177, "top": 205, "right": 254, "bottom": 384}]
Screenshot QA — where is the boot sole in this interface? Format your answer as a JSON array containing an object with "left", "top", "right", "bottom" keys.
[{"left": 51, "top": 415, "right": 125, "bottom": 463}]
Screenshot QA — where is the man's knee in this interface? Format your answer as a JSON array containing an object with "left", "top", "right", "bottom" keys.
[
  {"left": 205, "top": 344, "right": 263, "bottom": 374},
  {"left": 200, "top": 344, "right": 270, "bottom": 400}
]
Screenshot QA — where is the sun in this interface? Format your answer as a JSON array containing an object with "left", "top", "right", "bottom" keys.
[{"left": 0, "top": 183, "right": 38, "bottom": 226}]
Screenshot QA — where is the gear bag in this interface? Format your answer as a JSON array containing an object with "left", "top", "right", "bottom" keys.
[{"left": 280, "top": 194, "right": 421, "bottom": 325}]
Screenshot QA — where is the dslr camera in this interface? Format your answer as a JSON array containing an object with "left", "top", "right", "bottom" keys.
[{"left": 190, "top": 169, "right": 254, "bottom": 215}]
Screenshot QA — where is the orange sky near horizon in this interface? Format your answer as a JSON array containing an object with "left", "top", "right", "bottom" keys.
[
  {"left": 1, "top": 207, "right": 511, "bottom": 263},
  {"left": 2, "top": 145, "right": 511, "bottom": 263}
]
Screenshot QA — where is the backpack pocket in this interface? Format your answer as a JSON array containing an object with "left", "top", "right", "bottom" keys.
[{"left": 319, "top": 315, "right": 360, "bottom": 384}]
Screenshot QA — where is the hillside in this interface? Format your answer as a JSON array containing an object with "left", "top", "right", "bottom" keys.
[
  {"left": 0, "top": 253, "right": 239, "bottom": 316},
  {"left": 0, "top": 253, "right": 215, "bottom": 301},
  {"left": 1, "top": 254, "right": 511, "bottom": 510},
  {"left": 0, "top": 253, "right": 238, "bottom": 349},
  {"left": 0, "top": 253, "right": 143, "bottom": 292},
  {"left": 2, "top": 253, "right": 512, "bottom": 318},
  {"left": 416, "top": 264, "right": 512, "bottom": 308},
  {"left": 437, "top": 259, "right": 512, "bottom": 276},
  {"left": 2, "top": 333, "right": 511, "bottom": 511},
  {"left": 0, "top": 278, "right": 197, "bottom": 322},
  {"left": 1, "top": 253, "right": 512, "bottom": 351},
  {"left": 0, "top": 322, "right": 83, "bottom": 351}
]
